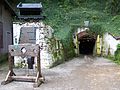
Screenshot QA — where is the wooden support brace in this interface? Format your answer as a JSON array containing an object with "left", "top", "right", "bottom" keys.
[
  {"left": 1, "top": 71, "right": 14, "bottom": 85},
  {"left": 33, "top": 72, "right": 45, "bottom": 87}
]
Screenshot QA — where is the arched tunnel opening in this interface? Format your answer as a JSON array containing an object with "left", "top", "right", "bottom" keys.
[{"left": 78, "top": 33, "right": 96, "bottom": 55}]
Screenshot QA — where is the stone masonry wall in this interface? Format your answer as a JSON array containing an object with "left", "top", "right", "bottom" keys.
[{"left": 13, "top": 22, "right": 65, "bottom": 68}]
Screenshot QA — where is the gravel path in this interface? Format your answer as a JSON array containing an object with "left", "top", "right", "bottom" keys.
[{"left": 0, "top": 56, "right": 120, "bottom": 90}]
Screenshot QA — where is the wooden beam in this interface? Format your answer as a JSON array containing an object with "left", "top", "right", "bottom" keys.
[
  {"left": 12, "top": 76, "right": 36, "bottom": 82},
  {"left": 1, "top": 70, "right": 13, "bottom": 85}
]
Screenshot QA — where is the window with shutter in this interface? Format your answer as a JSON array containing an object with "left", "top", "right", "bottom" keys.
[{"left": 0, "top": 22, "right": 3, "bottom": 48}]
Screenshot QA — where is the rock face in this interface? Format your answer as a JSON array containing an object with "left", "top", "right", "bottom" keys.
[{"left": 13, "top": 22, "right": 64, "bottom": 68}]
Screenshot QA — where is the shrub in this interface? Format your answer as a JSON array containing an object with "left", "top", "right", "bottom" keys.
[
  {"left": 105, "top": 0, "right": 120, "bottom": 15},
  {"left": 89, "top": 24, "right": 105, "bottom": 36},
  {"left": 114, "top": 44, "right": 120, "bottom": 61},
  {"left": 0, "top": 53, "right": 8, "bottom": 64}
]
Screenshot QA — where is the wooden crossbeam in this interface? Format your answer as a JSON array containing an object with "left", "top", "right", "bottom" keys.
[{"left": 9, "top": 44, "right": 39, "bottom": 56}]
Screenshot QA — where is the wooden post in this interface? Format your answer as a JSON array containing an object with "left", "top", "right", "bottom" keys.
[
  {"left": 1, "top": 53, "right": 14, "bottom": 85},
  {"left": 37, "top": 46, "right": 42, "bottom": 77}
]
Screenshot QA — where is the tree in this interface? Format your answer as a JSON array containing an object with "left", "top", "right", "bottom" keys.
[{"left": 105, "top": 0, "right": 120, "bottom": 15}]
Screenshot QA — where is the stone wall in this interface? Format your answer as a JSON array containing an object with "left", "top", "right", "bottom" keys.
[{"left": 13, "top": 22, "right": 65, "bottom": 68}]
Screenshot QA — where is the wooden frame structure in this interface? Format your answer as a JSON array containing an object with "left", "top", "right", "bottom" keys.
[{"left": 1, "top": 44, "right": 44, "bottom": 87}]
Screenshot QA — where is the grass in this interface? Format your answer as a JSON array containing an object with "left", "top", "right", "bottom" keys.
[
  {"left": 105, "top": 44, "right": 120, "bottom": 64},
  {"left": 0, "top": 53, "right": 8, "bottom": 64}
]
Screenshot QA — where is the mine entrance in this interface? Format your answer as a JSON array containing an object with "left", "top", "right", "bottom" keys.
[{"left": 78, "top": 32, "right": 96, "bottom": 55}]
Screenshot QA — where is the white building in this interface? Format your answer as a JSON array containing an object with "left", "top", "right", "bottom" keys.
[{"left": 103, "top": 33, "right": 120, "bottom": 56}]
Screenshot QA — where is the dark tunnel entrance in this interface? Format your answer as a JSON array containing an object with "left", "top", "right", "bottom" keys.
[{"left": 78, "top": 32, "right": 96, "bottom": 55}]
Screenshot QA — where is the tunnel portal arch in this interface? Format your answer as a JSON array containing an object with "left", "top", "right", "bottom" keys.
[{"left": 77, "top": 31, "right": 96, "bottom": 55}]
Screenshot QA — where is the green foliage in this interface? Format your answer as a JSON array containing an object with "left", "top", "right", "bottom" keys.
[
  {"left": 105, "top": 0, "right": 120, "bottom": 15},
  {"left": 114, "top": 44, "right": 120, "bottom": 62},
  {"left": 0, "top": 53, "right": 8, "bottom": 64},
  {"left": 50, "top": 58, "right": 64, "bottom": 68},
  {"left": 46, "top": 0, "right": 85, "bottom": 6},
  {"left": 104, "top": 15, "right": 120, "bottom": 36},
  {"left": 8, "top": 0, "right": 120, "bottom": 60},
  {"left": 107, "top": 55, "right": 115, "bottom": 60},
  {"left": 41, "top": 0, "right": 120, "bottom": 59},
  {"left": 56, "top": 26, "right": 76, "bottom": 59},
  {"left": 106, "top": 44, "right": 120, "bottom": 65},
  {"left": 89, "top": 24, "right": 105, "bottom": 36}
]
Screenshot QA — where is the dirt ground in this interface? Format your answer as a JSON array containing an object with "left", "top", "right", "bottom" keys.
[{"left": 0, "top": 56, "right": 120, "bottom": 90}]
